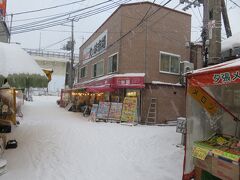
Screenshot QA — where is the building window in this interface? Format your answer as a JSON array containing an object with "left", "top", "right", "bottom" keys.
[
  {"left": 80, "top": 66, "right": 87, "bottom": 78},
  {"left": 159, "top": 52, "right": 180, "bottom": 74},
  {"left": 108, "top": 53, "right": 118, "bottom": 73},
  {"left": 92, "top": 61, "right": 104, "bottom": 78}
]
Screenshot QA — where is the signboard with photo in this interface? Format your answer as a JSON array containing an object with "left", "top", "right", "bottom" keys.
[
  {"left": 96, "top": 102, "right": 110, "bottom": 119},
  {"left": 121, "top": 97, "right": 137, "bottom": 123},
  {"left": 108, "top": 103, "right": 122, "bottom": 121}
]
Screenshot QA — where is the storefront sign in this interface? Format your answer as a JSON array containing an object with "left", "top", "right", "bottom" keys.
[
  {"left": 188, "top": 86, "right": 218, "bottom": 115},
  {"left": 112, "top": 77, "right": 145, "bottom": 88},
  {"left": 192, "top": 146, "right": 209, "bottom": 160},
  {"left": 121, "top": 97, "right": 137, "bottom": 123},
  {"left": 83, "top": 30, "right": 107, "bottom": 64}
]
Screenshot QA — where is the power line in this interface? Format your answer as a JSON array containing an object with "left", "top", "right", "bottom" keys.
[
  {"left": 11, "top": 0, "right": 114, "bottom": 31},
  {"left": 10, "top": 0, "right": 131, "bottom": 34},
  {"left": 42, "top": 37, "right": 71, "bottom": 50},
  {"left": 107, "top": 0, "right": 172, "bottom": 50},
  {"left": 229, "top": 0, "right": 240, "bottom": 8},
  {"left": 7, "top": 0, "right": 87, "bottom": 16}
]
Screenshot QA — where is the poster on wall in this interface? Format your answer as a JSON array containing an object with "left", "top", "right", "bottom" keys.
[
  {"left": 90, "top": 104, "right": 99, "bottom": 121},
  {"left": 121, "top": 97, "right": 138, "bottom": 124},
  {"left": 108, "top": 103, "right": 122, "bottom": 121},
  {"left": 96, "top": 102, "right": 110, "bottom": 119}
]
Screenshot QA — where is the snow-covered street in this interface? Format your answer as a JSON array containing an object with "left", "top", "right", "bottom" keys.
[{"left": 2, "top": 96, "right": 184, "bottom": 180}]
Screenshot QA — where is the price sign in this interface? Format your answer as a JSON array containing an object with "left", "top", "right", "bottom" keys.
[
  {"left": 192, "top": 146, "right": 209, "bottom": 160},
  {"left": 212, "top": 149, "right": 240, "bottom": 162}
]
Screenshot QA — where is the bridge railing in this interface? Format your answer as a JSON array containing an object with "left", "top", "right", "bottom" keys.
[{"left": 24, "top": 48, "right": 79, "bottom": 60}]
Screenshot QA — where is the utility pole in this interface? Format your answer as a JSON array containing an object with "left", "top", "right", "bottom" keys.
[
  {"left": 69, "top": 19, "right": 75, "bottom": 88},
  {"left": 207, "top": 0, "right": 222, "bottom": 65},
  {"left": 221, "top": 0, "right": 232, "bottom": 38},
  {"left": 8, "top": 14, "right": 13, "bottom": 43},
  {"left": 202, "top": 0, "right": 209, "bottom": 67}
]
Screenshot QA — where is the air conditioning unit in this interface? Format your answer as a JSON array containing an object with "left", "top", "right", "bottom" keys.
[
  {"left": 180, "top": 61, "right": 194, "bottom": 75},
  {"left": 180, "top": 61, "right": 194, "bottom": 85}
]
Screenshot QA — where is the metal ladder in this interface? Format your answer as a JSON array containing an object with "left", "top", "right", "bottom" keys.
[{"left": 146, "top": 98, "right": 157, "bottom": 124}]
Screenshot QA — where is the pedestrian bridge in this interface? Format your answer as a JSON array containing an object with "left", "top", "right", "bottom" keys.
[{"left": 24, "top": 48, "right": 79, "bottom": 63}]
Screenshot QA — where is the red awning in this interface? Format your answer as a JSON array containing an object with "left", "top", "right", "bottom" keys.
[
  {"left": 86, "top": 86, "right": 115, "bottom": 92},
  {"left": 73, "top": 73, "right": 145, "bottom": 92}
]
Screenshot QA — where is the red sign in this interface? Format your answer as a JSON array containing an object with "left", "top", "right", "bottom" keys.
[
  {"left": 112, "top": 76, "right": 145, "bottom": 88},
  {"left": 0, "top": 0, "right": 7, "bottom": 17},
  {"left": 189, "top": 69, "right": 240, "bottom": 86}
]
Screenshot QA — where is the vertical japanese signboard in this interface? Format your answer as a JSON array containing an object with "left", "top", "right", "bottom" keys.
[{"left": 121, "top": 97, "right": 138, "bottom": 123}]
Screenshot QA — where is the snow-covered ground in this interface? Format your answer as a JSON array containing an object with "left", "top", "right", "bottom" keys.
[{"left": 1, "top": 96, "right": 184, "bottom": 180}]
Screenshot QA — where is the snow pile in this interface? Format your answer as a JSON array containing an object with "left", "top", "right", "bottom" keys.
[
  {"left": 2, "top": 96, "right": 184, "bottom": 180},
  {"left": 0, "top": 42, "right": 45, "bottom": 77}
]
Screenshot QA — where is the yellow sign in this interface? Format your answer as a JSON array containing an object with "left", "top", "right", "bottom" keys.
[
  {"left": 216, "top": 137, "right": 227, "bottom": 145},
  {"left": 192, "top": 146, "right": 209, "bottom": 160},
  {"left": 121, "top": 97, "right": 137, "bottom": 123},
  {"left": 43, "top": 69, "right": 54, "bottom": 82},
  {"left": 188, "top": 86, "right": 218, "bottom": 115}
]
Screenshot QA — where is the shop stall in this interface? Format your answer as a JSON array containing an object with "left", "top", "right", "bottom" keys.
[
  {"left": 183, "top": 59, "right": 240, "bottom": 180},
  {"left": 0, "top": 88, "right": 17, "bottom": 125}
]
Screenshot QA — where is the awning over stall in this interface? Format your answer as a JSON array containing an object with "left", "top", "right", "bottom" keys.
[{"left": 188, "top": 58, "right": 240, "bottom": 86}]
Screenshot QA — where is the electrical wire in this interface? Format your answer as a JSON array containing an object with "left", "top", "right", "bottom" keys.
[
  {"left": 10, "top": 0, "right": 131, "bottom": 34},
  {"left": 106, "top": 0, "right": 172, "bottom": 50},
  {"left": 229, "top": 0, "right": 240, "bottom": 8},
  {"left": 7, "top": 0, "right": 87, "bottom": 16},
  {"left": 11, "top": 0, "right": 114, "bottom": 30},
  {"left": 42, "top": 37, "right": 71, "bottom": 50}
]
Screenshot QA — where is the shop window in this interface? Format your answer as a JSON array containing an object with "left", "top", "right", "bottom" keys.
[
  {"left": 80, "top": 66, "right": 87, "bottom": 78},
  {"left": 159, "top": 52, "right": 180, "bottom": 74},
  {"left": 92, "top": 61, "right": 104, "bottom": 78},
  {"left": 108, "top": 53, "right": 118, "bottom": 73}
]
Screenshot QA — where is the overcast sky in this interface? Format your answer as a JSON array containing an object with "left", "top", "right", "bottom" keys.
[{"left": 6, "top": 0, "right": 240, "bottom": 53}]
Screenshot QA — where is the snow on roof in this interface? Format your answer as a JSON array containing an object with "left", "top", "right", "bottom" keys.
[
  {"left": 222, "top": 32, "right": 240, "bottom": 52},
  {"left": 152, "top": 81, "right": 182, "bottom": 86},
  {"left": 191, "top": 58, "right": 240, "bottom": 75},
  {"left": 0, "top": 42, "right": 45, "bottom": 77}
]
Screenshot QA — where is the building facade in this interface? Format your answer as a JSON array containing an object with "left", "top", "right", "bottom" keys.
[{"left": 74, "top": 2, "right": 191, "bottom": 123}]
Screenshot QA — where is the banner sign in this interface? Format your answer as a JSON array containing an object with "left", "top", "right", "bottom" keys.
[
  {"left": 121, "top": 97, "right": 137, "bottom": 123},
  {"left": 188, "top": 86, "right": 218, "bottom": 115},
  {"left": 96, "top": 102, "right": 110, "bottom": 119},
  {"left": 189, "top": 70, "right": 240, "bottom": 86},
  {"left": 83, "top": 30, "right": 107, "bottom": 64},
  {"left": 108, "top": 103, "right": 122, "bottom": 121}
]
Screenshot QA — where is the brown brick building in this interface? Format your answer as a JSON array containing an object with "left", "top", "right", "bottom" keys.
[{"left": 73, "top": 2, "right": 191, "bottom": 124}]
